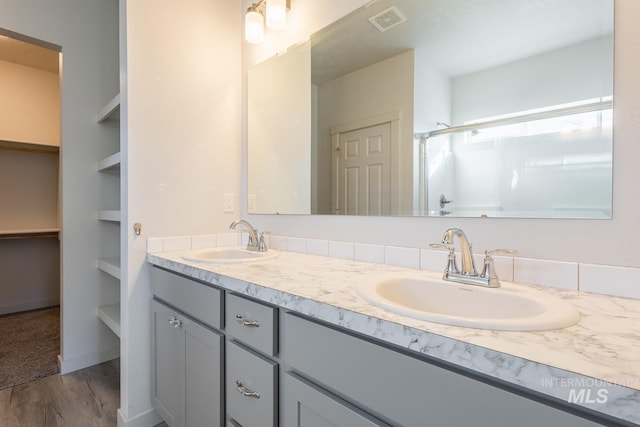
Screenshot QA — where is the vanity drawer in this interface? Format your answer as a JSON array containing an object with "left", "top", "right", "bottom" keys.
[
  {"left": 225, "top": 293, "right": 277, "bottom": 356},
  {"left": 151, "top": 267, "right": 222, "bottom": 329},
  {"left": 226, "top": 340, "right": 278, "bottom": 427}
]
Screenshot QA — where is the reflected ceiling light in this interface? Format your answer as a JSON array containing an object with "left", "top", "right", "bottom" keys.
[
  {"left": 245, "top": 0, "right": 291, "bottom": 44},
  {"left": 266, "top": 0, "right": 287, "bottom": 30},
  {"left": 245, "top": 3, "right": 265, "bottom": 44}
]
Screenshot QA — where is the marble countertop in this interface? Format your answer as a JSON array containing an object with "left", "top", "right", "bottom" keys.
[{"left": 147, "top": 249, "right": 640, "bottom": 425}]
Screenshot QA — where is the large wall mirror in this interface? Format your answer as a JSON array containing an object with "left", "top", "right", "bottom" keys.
[{"left": 247, "top": 0, "right": 614, "bottom": 218}]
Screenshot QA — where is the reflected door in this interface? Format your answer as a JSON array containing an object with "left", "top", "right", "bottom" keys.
[{"left": 333, "top": 123, "right": 391, "bottom": 215}]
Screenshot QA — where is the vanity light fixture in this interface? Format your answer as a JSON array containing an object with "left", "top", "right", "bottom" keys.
[{"left": 245, "top": 0, "right": 291, "bottom": 44}]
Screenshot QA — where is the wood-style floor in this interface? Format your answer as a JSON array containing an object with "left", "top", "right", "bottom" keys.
[
  {"left": 0, "top": 358, "right": 170, "bottom": 427},
  {"left": 0, "top": 359, "right": 121, "bottom": 427}
]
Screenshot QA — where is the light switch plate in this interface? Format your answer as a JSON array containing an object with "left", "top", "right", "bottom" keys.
[
  {"left": 223, "top": 193, "right": 234, "bottom": 212},
  {"left": 248, "top": 194, "right": 256, "bottom": 213}
]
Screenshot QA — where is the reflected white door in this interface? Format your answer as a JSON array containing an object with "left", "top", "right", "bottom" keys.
[{"left": 334, "top": 122, "right": 391, "bottom": 215}]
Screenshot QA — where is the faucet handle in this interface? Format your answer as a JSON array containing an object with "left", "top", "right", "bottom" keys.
[
  {"left": 429, "top": 243, "right": 454, "bottom": 251},
  {"left": 480, "top": 249, "right": 517, "bottom": 287},
  {"left": 257, "top": 231, "right": 270, "bottom": 252},
  {"left": 429, "top": 243, "right": 459, "bottom": 275},
  {"left": 485, "top": 249, "right": 517, "bottom": 256}
]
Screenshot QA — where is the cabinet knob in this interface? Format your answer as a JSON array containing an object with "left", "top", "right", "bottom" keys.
[
  {"left": 168, "top": 316, "right": 183, "bottom": 328},
  {"left": 235, "top": 380, "right": 260, "bottom": 399},
  {"left": 235, "top": 314, "right": 260, "bottom": 328}
]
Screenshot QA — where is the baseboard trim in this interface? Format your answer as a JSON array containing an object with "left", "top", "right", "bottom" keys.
[
  {"left": 0, "top": 298, "right": 60, "bottom": 316},
  {"left": 58, "top": 345, "right": 120, "bottom": 374},
  {"left": 117, "top": 407, "right": 163, "bottom": 427}
]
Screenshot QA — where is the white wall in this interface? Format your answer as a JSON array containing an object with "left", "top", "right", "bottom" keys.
[
  {"left": 413, "top": 48, "right": 452, "bottom": 134},
  {"left": 122, "top": 0, "right": 241, "bottom": 424},
  {"left": 0, "top": 238, "right": 59, "bottom": 315},
  {"left": 0, "top": 0, "right": 121, "bottom": 376},
  {"left": 0, "top": 59, "right": 60, "bottom": 146},
  {"left": 0, "top": 150, "right": 58, "bottom": 230},
  {"left": 451, "top": 36, "right": 614, "bottom": 125},
  {"left": 242, "top": 0, "right": 640, "bottom": 269},
  {"left": 0, "top": 149, "right": 60, "bottom": 315},
  {"left": 316, "top": 50, "right": 415, "bottom": 215},
  {"left": 248, "top": 41, "right": 311, "bottom": 214}
]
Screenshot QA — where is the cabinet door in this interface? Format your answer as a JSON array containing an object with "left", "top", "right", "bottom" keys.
[
  {"left": 284, "top": 313, "right": 607, "bottom": 427},
  {"left": 151, "top": 300, "right": 184, "bottom": 427},
  {"left": 152, "top": 299, "right": 224, "bottom": 427},
  {"left": 184, "top": 317, "right": 224, "bottom": 427},
  {"left": 283, "top": 372, "right": 390, "bottom": 427},
  {"left": 226, "top": 341, "right": 278, "bottom": 427}
]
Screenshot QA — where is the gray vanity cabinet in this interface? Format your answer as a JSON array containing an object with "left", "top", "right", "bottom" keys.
[
  {"left": 226, "top": 340, "right": 278, "bottom": 427},
  {"left": 149, "top": 266, "right": 613, "bottom": 427},
  {"left": 150, "top": 300, "right": 183, "bottom": 426},
  {"left": 225, "top": 293, "right": 280, "bottom": 427},
  {"left": 151, "top": 299, "right": 224, "bottom": 427},
  {"left": 284, "top": 371, "right": 390, "bottom": 427},
  {"left": 150, "top": 268, "right": 224, "bottom": 427},
  {"left": 282, "top": 313, "right": 607, "bottom": 427}
]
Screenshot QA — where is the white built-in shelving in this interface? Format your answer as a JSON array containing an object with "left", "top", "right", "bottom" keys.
[
  {"left": 97, "top": 210, "right": 121, "bottom": 222},
  {"left": 97, "top": 93, "right": 121, "bottom": 123},
  {"left": 97, "top": 152, "right": 121, "bottom": 172},
  {"left": 97, "top": 304, "right": 121, "bottom": 337},
  {"left": 96, "top": 93, "right": 122, "bottom": 337},
  {"left": 97, "top": 256, "right": 121, "bottom": 280}
]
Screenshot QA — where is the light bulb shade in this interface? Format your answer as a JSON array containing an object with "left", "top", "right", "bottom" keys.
[
  {"left": 266, "top": 0, "right": 287, "bottom": 31},
  {"left": 245, "top": 9, "right": 265, "bottom": 44}
]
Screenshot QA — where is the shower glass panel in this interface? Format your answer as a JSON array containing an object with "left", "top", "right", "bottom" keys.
[{"left": 425, "top": 102, "right": 612, "bottom": 218}]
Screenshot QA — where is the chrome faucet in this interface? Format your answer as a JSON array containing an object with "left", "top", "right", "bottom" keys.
[
  {"left": 442, "top": 227, "right": 476, "bottom": 276},
  {"left": 229, "top": 219, "right": 268, "bottom": 252},
  {"left": 430, "top": 227, "right": 516, "bottom": 288}
]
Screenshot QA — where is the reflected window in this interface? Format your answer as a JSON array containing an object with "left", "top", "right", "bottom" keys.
[{"left": 464, "top": 97, "right": 613, "bottom": 144}]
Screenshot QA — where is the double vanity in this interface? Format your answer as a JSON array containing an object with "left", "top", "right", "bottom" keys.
[{"left": 147, "top": 229, "right": 640, "bottom": 427}]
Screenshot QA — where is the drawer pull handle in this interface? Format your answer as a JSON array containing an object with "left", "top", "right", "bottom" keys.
[
  {"left": 168, "top": 316, "right": 183, "bottom": 328},
  {"left": 235, "top": 314, "right": 260, "bottom": 328},
  {"left": 235, "top": 380, "right": 260, "bottom": 399}
]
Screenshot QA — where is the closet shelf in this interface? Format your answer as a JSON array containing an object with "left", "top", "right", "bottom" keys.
[
  {"left": 97, "top": 210, "right": 121, "bottom": 222},
  {"left": 97, "top": 304, "right": 120, "bottom": 338},
  {"left": 97, "top": 93, "right": 121, "bottom": 123},
  {"left": 97, "top": 257, "right": 121, "bottom": 280},
  {"left": 97, "top": 152, "right": 121, "bottom": 172},
  {"left": 0, "top": 229, "right": 60, "bottom": 240},
  {"left": 0, "top": 139, "right": 59, "bottom": 154}
]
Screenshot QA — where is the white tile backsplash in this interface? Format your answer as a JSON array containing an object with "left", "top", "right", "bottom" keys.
[
  {"left": 217, "top": 233, "right": 240, "bottom": 247},
  {"left": 514, "top": 258, "right": 578, "bottom": 290},
  {"left": 287, "top": 237, "right": 307, "bottom": 254},
  {"left": 147, "top": 238, "right": 164, "bottom": 254},
  {"left": 492, "top": 255, "right": 515, "bottom": 282},
  {"left": 191, "top": 234, "right": 217, "bottom": 249},
  {"left": 420, "top": 248, "right": 448, "bottom": 272},
  {"left": 306, "top": 239, "right": 329, "bottom": 256},
  {"left": 385, "top": 246, "right": 420, "bottom": 269},
  {"left": 579, "top": 263, "right": 640, "bottom": 299},
  {"left": 163, "top": 236, "right": 191, "bottom": 252},
  {"left": 269, "top": 235, "right": 288, "bottom": 251},
  {"left": 149, "top": 233, "right": 638, "bottom": 299},
  {"left": 355, "top": 243, "right": 385, "bottom": 264},
  {"left": 328, "top": 241, "right": 354, "bottom": 260}
]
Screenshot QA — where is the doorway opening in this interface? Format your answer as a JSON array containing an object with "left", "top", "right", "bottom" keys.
[{"left": 0, "top": 28, "right": 62, "bottom": 390}]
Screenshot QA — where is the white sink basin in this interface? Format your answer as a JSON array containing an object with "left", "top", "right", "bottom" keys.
[
  {"left": 183, "top": 247, "right": 278, "bottom": 264},
  {"left": 356, "top": 273, "right": 580, "bottom": 331}
]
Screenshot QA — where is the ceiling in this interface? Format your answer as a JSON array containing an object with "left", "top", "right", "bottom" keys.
[
  {"left": 0, "top": 35, "right": 59, "bottom": 73},
  {"left": 311, "top": 0, "right": 614, "bottom": 85}
]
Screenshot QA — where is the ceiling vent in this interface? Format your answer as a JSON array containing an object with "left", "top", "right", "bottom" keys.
[{"left": 368, "top": 6, "right": 407, "bottom": 32}]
